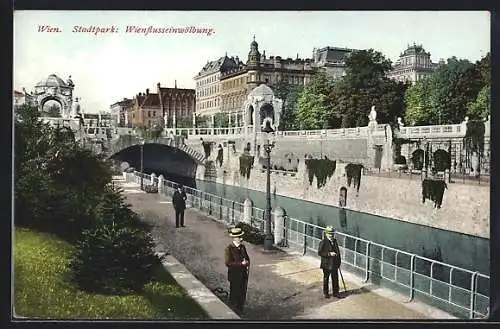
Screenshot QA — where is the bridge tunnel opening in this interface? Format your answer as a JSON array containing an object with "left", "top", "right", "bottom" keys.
[{"left": 110, "top": 143, "right": 199, "bottom": 188}]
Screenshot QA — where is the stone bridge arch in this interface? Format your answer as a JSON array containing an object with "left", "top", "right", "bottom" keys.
[{"left": 106, "top": 135, "right": 205, "bottom": 181}]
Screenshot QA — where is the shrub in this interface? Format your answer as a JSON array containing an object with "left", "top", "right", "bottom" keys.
[
  {"left": 93, "top": 185, "right": 152, "bottom": 232},
  {"left": 69, "top": 224, "right": 163, "bottom": 295},
  {"left": 235, "top": 222, "right": 265, "bottom": 245},
  {"left": 144, "top": 184, "right": 158, "bottom": 193}
]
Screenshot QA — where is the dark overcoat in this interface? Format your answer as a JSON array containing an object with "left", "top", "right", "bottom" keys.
[
  {"left": 318, "top": 237, "right": 341, "bottom": 271},
  {"left": 225, "top": 243, "right": 250, "bottom": 282},
  {"left": 172, "top": 190, "right": 187, "bottom": 211}
]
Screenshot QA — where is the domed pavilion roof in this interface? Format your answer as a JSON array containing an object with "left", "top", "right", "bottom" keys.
[
  {"left": 35, "top": 74, "right": 68, "bottom": 88},
  {"left": 248, "top": 84, "right": 274, "bottom": 98}
]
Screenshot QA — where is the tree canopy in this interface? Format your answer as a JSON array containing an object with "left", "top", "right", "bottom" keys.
[
  {"left": 329, "top": 49, "right": 409, "bottom": 128},
  {"left": 404, "top": 54, "right": 490, "bottom": 125},
  {"left": 296, "top": 72, "right": 334, "bottom": 129}
]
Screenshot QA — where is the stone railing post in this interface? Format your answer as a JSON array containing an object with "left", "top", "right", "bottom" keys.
[
  {"left": 243, "top": 198, "right": 253, "bottom": 225},
  {"left": 158, "top": 174, "right": 164, "bottom": 193},
  {"left": 151, "top": 173, "right": 156, "bottom": 186},
  {"left": 122, "top": 170, "right": 127, "bottom": 180},
  {"left": 273, "top": 207, "right": 286, "bottom": 245}
]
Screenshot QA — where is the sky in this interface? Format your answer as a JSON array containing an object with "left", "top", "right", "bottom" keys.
[{"left": 13, "top": 11, "right": 490, "bottom": 113}]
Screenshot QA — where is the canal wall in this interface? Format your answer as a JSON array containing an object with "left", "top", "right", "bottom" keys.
[{"left": 195, "top": 148, "right": 489, "bottom": 239}]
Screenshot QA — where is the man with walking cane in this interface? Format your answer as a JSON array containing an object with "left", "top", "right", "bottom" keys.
[
  {"left": 225, "top": 227, "right": 251, "bottom": 314},
  {"left": 318, "top": 226, "right": 344, "bottom": 299}
]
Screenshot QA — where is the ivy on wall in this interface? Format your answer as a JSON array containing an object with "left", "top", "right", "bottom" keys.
[
  {"left": 215, "top": 146, "right": 223, "bottom": 167},
  {"left": 201, "top": 141, "right": 211, "bottom": 159},
  {"left": 411, "top": 149, "right": 424, "bottom": 170},
  {"left": 345, "top": 163, "right": 363, "bottom": 193},
  {"left": 464, "top": 120, "right": 485, "bottom": 155},
  {"left": 305, "top": 158, "right": 336, "bottom": 189},
  {"left": 433, "top": 149, "right": 451, "bottom": 171},
  {"left": 239, "top": 154, "right": 254, "bottom": 179}
]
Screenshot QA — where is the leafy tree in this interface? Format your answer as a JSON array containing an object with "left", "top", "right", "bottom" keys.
[
  {"left": 15, "top": 105, "right": 113, "bottom": 241},
  {"left": 404, "top": 56, "right": 477, "bottom": 125},
  {"left": 297, "top": 72, "right": 335, "bottom": 129},
  {"left": 272, "top": 80, "right": 303, "bottom": 130},
  {"left": 41, "top": 103, "right": 62, "bottom": 117},
  {"left": 467, "top": 53, "right": 491, "bottom": 120},
  {"left": 195, "top": 115, "right": 210, "bottom": 128},
  {"left": 136, "top": 118, "right": 164, "bottom": 141},
  {"left": 329, "top": 49, "right": 409, "bottom": 128},
  {"left": 214, "top": 113, "right": 229, "bottom": 127},
  {"left": 468, "top": 84, "right": 490, "bottom": 120},
  {"left": 176, "top": 116, "right": 193, "bottom": 128}
]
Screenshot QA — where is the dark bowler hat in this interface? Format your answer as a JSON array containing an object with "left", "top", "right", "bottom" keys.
[{"left": 229, "top": 227, "right": 244, "bottom": 238}]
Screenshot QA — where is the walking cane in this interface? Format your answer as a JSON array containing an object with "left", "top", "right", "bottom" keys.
[{"left": 338, "top": 266, "right": 347, "bottom": 292}]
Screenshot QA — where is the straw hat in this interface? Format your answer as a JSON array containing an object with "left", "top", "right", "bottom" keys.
[
  {"left": 324, "top": 226, "right": 335, "bottom": 235},
  {"left": 229, "top": 227, "right": 244, "bottom": 238}
]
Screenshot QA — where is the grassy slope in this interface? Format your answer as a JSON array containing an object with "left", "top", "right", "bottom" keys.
[{"left": 14, "top": 227, "right": 209, "bottom": 320}]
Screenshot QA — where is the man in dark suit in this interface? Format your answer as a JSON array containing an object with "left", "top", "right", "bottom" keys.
[
  {"left": 318, "top": 226, "right": 342, "bottom": 298},
  {"left": 172, "top": 185, "right": 187, "bottom": 228},
  {"left": 225, "top": 227, "right": 250, "bottom": 313}
]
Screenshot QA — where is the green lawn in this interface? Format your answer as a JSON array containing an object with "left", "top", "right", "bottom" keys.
[{"left": 14, "top": 227, "right": 209, "bottom": 320}]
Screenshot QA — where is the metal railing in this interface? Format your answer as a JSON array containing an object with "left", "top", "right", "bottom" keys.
[
  {"left": 283, "top": 218, "right": 489, "bottom": 319},
  {"left": 124, "top": 171, "right": 489, "bottom": 319}
]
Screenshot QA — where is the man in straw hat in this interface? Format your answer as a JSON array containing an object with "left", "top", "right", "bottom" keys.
[
  {"left": 225, "top": 227, "right": 251, "bottom": 313},
  {"left": 318, "top": 226, "right": 342, "bottom": 298}
]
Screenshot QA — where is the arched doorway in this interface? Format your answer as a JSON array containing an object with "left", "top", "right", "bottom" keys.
[
  {"left": 41, "top": 98, "right": 63, "bottom": 117},
  {"left": 433, "top": 149, "right": 451, "bottom": 172},
  {"left": 247, "top": 105, "right": 254, "bottom": 125},
  {"left": 259, "top": 103, "right": 274, "bottom": 126},
  {"left": 411, "top": 149, "right": 424, "bottom": 170}
]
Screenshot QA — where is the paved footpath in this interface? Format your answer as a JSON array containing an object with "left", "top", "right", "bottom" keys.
[{"left": 115, "top": 177, "right": 455, "bottom": 320}]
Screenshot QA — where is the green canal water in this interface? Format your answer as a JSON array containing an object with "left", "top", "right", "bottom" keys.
[{"left": 195, "top": 179, "right": 490, "bottom": 277}]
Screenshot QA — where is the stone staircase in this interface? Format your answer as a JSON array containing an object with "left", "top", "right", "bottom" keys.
[{"left": 178, "top": 143, "right": 206, "bottom": 164}]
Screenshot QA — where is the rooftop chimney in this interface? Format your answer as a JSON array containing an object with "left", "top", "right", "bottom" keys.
[
  {"left": 146, "top": 88, "right": 149, "bottom": 95},
  {"left": 175, "top": 80, "right": 177, "bottom": 89},
  {"left": 157, "top": 82, "right": 161, "bottom": 89}
]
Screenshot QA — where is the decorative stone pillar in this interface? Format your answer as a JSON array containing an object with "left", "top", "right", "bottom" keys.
[
  {"left": 122, "top": 171, "right": 127, "bottom": 180},
  {"left": 243, "top": 198, "right": 253, "bottom": 225},
  {"left": 158, "top": 174, "right": 164, "bottom": 193},
  {"left": 150, "top": 173, "right": 156, "bottom": 186},
  {"left": 273, "top": 207, "right": 286, "bottom": 245},
  {"left": 228, "top": 112, "right": 232, "bottom": 127}
]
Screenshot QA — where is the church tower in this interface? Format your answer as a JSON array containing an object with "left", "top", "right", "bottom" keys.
[{"left": 246, "top": 36, "right": 262, "bottom": 90}]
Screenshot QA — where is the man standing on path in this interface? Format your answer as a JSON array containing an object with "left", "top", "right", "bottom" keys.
[
  {"left": 318, "top": 226, "right": 342, "bottom": 299},
  {"left": 225, "top": 227, "right": 251, "bottom": 314},
  {"left": 172, "top": 184, "right": 187, "bottom": 228}
]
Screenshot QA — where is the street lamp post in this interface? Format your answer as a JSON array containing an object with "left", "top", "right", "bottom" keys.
[
  {"left": 262, "top": 121, "right": 275, "bottom": 251},
  {"left": 140, "top": 139, "right": 145, "bottom": 190}
]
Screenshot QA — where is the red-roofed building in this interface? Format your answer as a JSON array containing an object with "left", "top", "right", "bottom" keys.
[
  {"left": 127, "top": 83, "right": 196, "bottom": 129},
  {"left": 157, "top": 82, "right": 195, "bottom": 128}
]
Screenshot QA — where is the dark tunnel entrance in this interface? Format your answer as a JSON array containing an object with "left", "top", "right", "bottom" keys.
[{"left": 110, "top": 143, "right": 198, "bottom": 188}]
